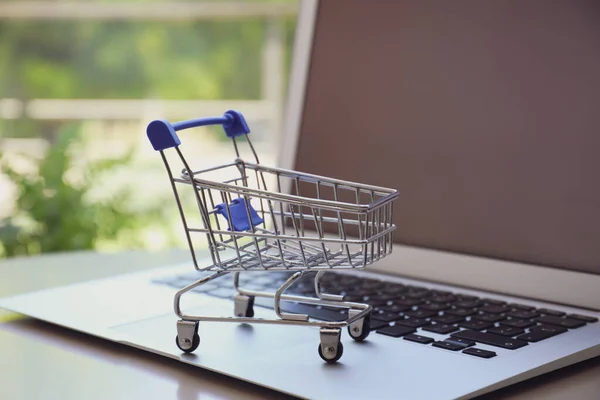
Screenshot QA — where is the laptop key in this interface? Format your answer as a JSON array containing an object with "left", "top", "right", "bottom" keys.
[
  {"left": 394, "top": 297, "right": 424, "bottom": 306},
  {"left": 420, "top": 302, "right": 451, "bottom": 311},
  {"left": 456, "top": 294, "right": 479, "bottom": 301},
  {"left": 507, "top": 310, "right": 539, "bottom": 319},
  {"left": 500, "top": 318, "right": 537, "bottom": 329},
  {"left": 445, "top": 307, "right": 477, "bottom": 317},
  {"left": 458, "top": 320, "right": 493, "bottom": 330},
  {"left": 451, "top": 330, "right": 528, "bottom": 350},
  {"left": 432, "top": 314, "right": 465, "bottom": 324},
  {"left": 403, "top": 334, "right": 435, "bottom": 344},
  {"left": 445, "top": 337, "right": 475, "bottom": 347},
  {"left": 479, "top": 305, "right": 511, "bottom": 314},
  {"left": 567, "top": 314, "right": 598, "bottom": 323},
  {"left": 370, "top": 320, "right": 390, "bottom": 331},
  {"left": 379, "top": 303, "right": 411, "bottom": 313},
  {"left": 405, "top": 289, "right": 431, "bottom": 299},
  {"left": 509, "top": 303, "right": 536, "bottom": 311},
  {"left": 486, "top": 326, "right": 524, "bottom": 337},
  {"left": 463, "top": 348, "right": 497, "bottom": 359},
  {"left": 538, "top": 308, "right": 566, "bottom": 317},
  {"left": 376, "top": 325, "right": 416, "bottom": 338},
  {"left": 432, "top": 341, "right": 464, "bottom": 351},
  {"left": 517, "top": 325, "right": 568, "bottom": 342},
  {"left": 422, "top": 323, "right": 459, "bottom": 334},
  {"left": 454, "top": 300, "right": 482, "bottom": 308},
  {"left": 534, "top": 315, "right": 586, "bottom": 329},
  {"left": 405, "top": 309, "right": 437, "bottom": 318},
  {"left": 395, "top": 317, "right": 430, "bottom": 328},
  {"left": 429, "top": 294, "right": 457, "bottom": 303},
  {"left": 471, "top": 313, "right": 506, "bottom": 323},
  {"left": 372, "top": 311, "right": 404, "bottom": 323},
  {"left": 482, "top": 298, "right": 507, "bottom": 306}
]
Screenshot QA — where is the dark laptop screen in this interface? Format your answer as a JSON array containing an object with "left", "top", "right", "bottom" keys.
[{"left": 294, "top": 0, "right": 600, "bottom": 274}]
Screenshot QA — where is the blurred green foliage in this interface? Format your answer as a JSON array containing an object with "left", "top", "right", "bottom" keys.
[
  {"left": 0, "top": 1, "right": 297, "bottom": 257},
  {"left": 0, "top": 124, "right": 171, "bottom": 257}
]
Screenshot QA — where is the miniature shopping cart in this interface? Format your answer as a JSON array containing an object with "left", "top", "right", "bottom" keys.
[{"left": 147, "top": 110, "right": 398, "bottom": 363}]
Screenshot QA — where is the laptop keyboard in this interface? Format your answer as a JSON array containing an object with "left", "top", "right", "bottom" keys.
[{"left": 153, "top": 271, "right": 598, "bottom": 359}]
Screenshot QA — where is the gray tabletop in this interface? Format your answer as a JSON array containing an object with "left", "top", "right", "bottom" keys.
[{"left": 1, "top": 250, "right": 598, "bottom": 400}]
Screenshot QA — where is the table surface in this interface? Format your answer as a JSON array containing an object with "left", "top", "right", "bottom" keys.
[{"left": 1, "top": 250, "right": 599, "bottom": 400}]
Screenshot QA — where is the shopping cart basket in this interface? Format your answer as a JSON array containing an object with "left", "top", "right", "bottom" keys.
[{"left": 147, "top": 110, "right": 398, "bottom": 363}]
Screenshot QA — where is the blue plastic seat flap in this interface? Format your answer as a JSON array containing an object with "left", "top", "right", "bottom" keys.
[{"left": 215, "top": 198, "right": 264, "bottom": 232}]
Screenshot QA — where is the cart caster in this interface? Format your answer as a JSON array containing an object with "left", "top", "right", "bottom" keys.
[
  {"left": 348, "top": 310, "right": 371, "bottom": 342},
  {"left": 234, "top": 294, "right": 255, "bottom": 318},
  {"left": 176, "top": 320, "right": 200, "bottom": 353},
  {"left": 318, "top": 328, "right": 343, "bottom": 363}
]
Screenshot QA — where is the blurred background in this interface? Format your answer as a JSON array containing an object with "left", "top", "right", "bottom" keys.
[{"left": 0, "top": 0, "right": 298, "bottom": 258}]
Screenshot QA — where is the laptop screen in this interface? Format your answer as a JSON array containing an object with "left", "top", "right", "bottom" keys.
[{"left": 293, "top": 0, "right": 600, "bottom": 275}]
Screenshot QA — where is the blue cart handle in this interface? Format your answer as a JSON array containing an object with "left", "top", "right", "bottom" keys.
[{"left": 147, "top": 109, "right": 250, "bottom": 151}]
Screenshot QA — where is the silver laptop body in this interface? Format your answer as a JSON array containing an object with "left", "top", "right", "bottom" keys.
[{"left": 1, "top": 1, "right": 599, "bottom": 399}]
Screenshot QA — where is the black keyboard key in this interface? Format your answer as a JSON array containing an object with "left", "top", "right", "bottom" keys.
[
  {"left": 380, "top": 285, "right": 406, "bottom": 295},
  {"left": 405, "top": 309, "right": 438, "bottom": 318},
  {"left": 482, "top": 298, "right": 507, "bottom": 306},
  {"left": 432, "top": 341, "right": 464, "bottom": 351},
  {"left": 479, "top": 305, "right": 511, "bottom": 314},
  {"left": 395, "top": 297, "right": 424, "bottom": 306},
  {"left": 370, "top": 320, "right": 390, "bottom": 331},
  {"left": 486, "top": 326, "right": 524, "bottom": 337},
  {"left": 567, "top": 314, "right": 598, "bottom": 323},
  {"left": 455, "top": 300, "right": 482, "bottom": 308},
  {"left": 463, "top": 348, "right": 497, "bottom": 359},
  {"left": 508, "top": 303, "right": 536, "bottom": 311},
  {"left": 458, "top": 320, "right": 493, "bottom": 330},
  {"left": 420, "top": 302, "right": 451, "bottom": 311},
  {"left": 534, "top": 315, "right": 586, "bottom": 329},
  {"left": 432, "top": 314, "right": 465, "bottom": 324},
  {"left": 456, "top": 294, "right": 479, "bottom": 302},
  {"left": 372, "top": 311, "right": 404, "bottom": 323},
  {"left": 500, "top": 318, "right": 537, "bottom": 329},
  {"left": 429, "top": 295, "right": 457, "bottom": 303},
  {"left": 405, "top": 288, "right": 431, "bottom": 299},
  {"left": 403, "top": 334, "right": 435, "bottom": 344},
  {"left": 538, "top": 308, "right": 565, "bottom": 317},
  {"left": 507, "top": 310, "right": 539, "bottom": 319},
  {"left": 446, "top": 307, "right": 477, "bottom": 317},
  {"left": 396, "top": 317, "right": 429, "bottom": 328},
  {"left": 343, "top": 295, "right": 365, "bottom": 302},
  {"left": 445, "top": 337, "right": 475, "bottom": 347},
  {"left": 471, "top": 313, "right": 506, "bottom": 323},
  {"left": 451, "top": 330, "right": 528, "bottom": 350},
  {"left": 429, "top": 289, "right": 453, "bottom": 296},
  {"left": 422, "top": 323, "right": 459, "bottom": 334},
  {"left": 367, "top": 294, "right": 394, "bottom": 303},
  {"left": 517, "top": 324, "right": 567, "bottom": 342},
  {"left": 379, "top": 303, "right": 411, "bottom": 313},
  {"left": 376, "top": 324, "right": 416, "bottom": 338}
]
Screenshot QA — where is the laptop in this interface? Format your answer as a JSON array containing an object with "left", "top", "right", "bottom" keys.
[{"left": 1, "top": 1, "right": 599, "bottom": 398}]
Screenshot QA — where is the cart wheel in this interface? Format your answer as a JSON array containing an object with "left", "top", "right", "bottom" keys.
[
  {"left": 318, "top": 341, "right": 344, "bottom": 363},
  {"left": 175, "top": 334, "right": 200, "bottom": 353},
  {"left": 234, "top": 294, "right": 255, "bottom": 318},
  {"left": 348, "top": 312, "right": 371, "bottom": 342}
]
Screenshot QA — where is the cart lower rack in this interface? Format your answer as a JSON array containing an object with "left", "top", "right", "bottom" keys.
[{"left": 147, "top": 110, "right": 398, "bottom": 363}]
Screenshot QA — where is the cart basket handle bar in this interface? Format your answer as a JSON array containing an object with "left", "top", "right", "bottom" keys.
[{"left": 146, "top": 110, "right": 250, "bottom": 151}]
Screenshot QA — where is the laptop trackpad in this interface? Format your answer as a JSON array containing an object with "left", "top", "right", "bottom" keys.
[{"left": 109, "top": 302, "right": 317, "bottom": 369}]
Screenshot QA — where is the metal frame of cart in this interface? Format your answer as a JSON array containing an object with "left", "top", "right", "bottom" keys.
[{"left": 147, "top": 110, "right": 398, "bottom": 363}]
